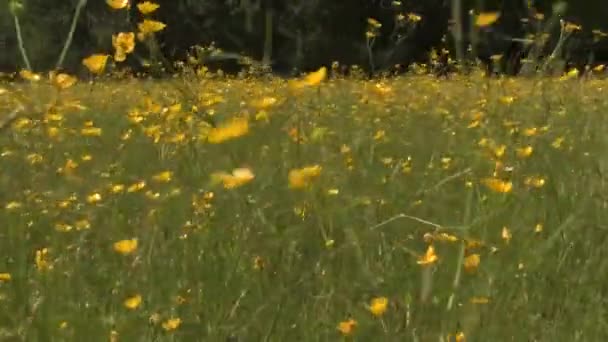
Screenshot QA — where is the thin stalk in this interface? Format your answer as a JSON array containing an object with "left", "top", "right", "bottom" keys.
[
  {"left": 451, "top": 0, "right": 465, "bottom": 66},
  {"left": 13, "top": 15, "right": 31, "bottom": 70},
  {"left": 55, "top": 0, "right": 88, "bottom": 69}
]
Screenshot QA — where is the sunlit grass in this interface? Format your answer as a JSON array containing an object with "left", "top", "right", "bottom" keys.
[{"left": 1, "top": 72, "right": 608, "bottom": 340}]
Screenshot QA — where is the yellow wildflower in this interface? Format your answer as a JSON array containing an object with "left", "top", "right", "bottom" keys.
[
  {"left": 475, "top": 12, "right": 500, "bottom": 27},
  {"left": 0, "top": 273, "right": 11, "bottom": 282},
  {"left": 289, "top": 67, "right": 327, "bottom": 90},
  {"left": 211, "top": 168, "right": 255, "bottom": 189},
  {"left": 368, "top": 297, "right": 388, "bottom": 317},
  {"left": 207, "top": 117, "right": 249, "bottom": 143},
  {"left": 124, "top": 294, "right": 142, "bottom": 310},
  {"left": 162, "top": 317, "right": 182, "bottom": 331},
  {"left": 417, "top": 245, "right": 438, "bottom": 265},
  {"left": 481, "top": 177, "right": 512, "bottom": 193},
  {"left": 82, "top": 54, "right": 109, "bottom": 74},
  {"left": 19, "top": 69, "right": 41, "bottom": 81},
  {"left": 112, "top": 32, "right": 135, "bottom": 62},
  {"left": 106, "top": 0, "right": 129, "bottom": 9},
  {"left": 152, "top": 171, "right": 173, "bottom": 183},
  {"left": 51, "top": 72, "right": 77, "bottom": 89},
  {"left": 35, "top": 248, "right": 52, "bottom": 271},
  {"left": 288, "top": 165, "right": 322, "bottom": 189},
  {"left": 113, "top": 239, "right": 138, "bottom": 255},
  {"left": 138, "top": 19, "right": 166, "bottom": 35},
  {"left": 516, "top": 145, "right": 533, "bottom": 158},
  {"left": 337, "top": 318, "right": 357, "bottom": 336},
  {"left": 463, "top": 254, "right": 480, "bottom": 273},
  {"left": 501, "top": 226, "right": 512, "bottom": 244},
  {"left": 137, "top": 1, "right": 159, "bottom": 14}
]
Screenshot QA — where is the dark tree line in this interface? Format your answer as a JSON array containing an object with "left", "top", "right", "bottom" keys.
[{"left": 1, "top": 0, "right": 607, "bottom": 76}]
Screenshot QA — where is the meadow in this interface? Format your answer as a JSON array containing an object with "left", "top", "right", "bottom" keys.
[{"left": 1, "top": 68, "right": 608, "bottom": 341}]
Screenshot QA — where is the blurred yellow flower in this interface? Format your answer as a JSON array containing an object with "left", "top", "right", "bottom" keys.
[
  {"left": 368, "top": 296, "right": 388, "bottom": 316},
  {"left": 86, "top": 192, "right": 102, "bottom": 204},
  {"left": 211, "top": 168, "right": 255, "bottom": 189},
  {"left": 35, "top": 248, "right": 52, "bottom": 271},
  {"left": 289, "top": 67, "right": 327, "bottom": 90},
  {"left": 162, "top": 317, "right": 181, "bottom": 331},
  {"left": 524, "top": 176, "right": 546, "bottom": 188},
  {"left": 152, "top": 171, "right": 173, "bottom": 183},
  {"left": 417, "top": 245, "right": 438, "bottom": 265},
  {"left": 112, "top": 32, "right": 135, "bottom": 62},
  {"left": 81, "top": 127, "right": 102, "bottom": 136},
  {"left": 475, "top": 12, "right": 500, "bottom": 27},
  {"left": 463, "top": 253, "right": 480, "bottom": 273},
  {"left": 82, "top": 54, "right": 109, "bottom": 74},
  {"left": 0, "top": 273, "right": 11, "bottom": 282},
  {"left": 516, "top": 145, "right": 533, "bottom": 158},
  {"left": 137, "top": 1, "right": 159, "bottom": 14},
  {"left": 124, "top": 294, "right": 142, "bottom": 310},
  {"left": 250, "top": 96, "right": 279, "bottom": 110},
  {"left": 288, "top": 165, "right": 322, "bottom": 189},
  {"left": 138, "top": 19, "right": 166, "bottom": 35},
  {"left": 481, "top": 177, "right": 512, "bottom": 193},
  {"left": 51, "top": 72, "right": 77, "bottom": 89},
  {"left": 19, "top": 69, "right": 41, "bottom": 81},
  {"left": 337, "top": 318, "right": 357, "bottom": 336},
  {"left": 113, "top": 239, "right": 138, "bottom": 255},
  {"left": 501, "top": 226, "right": 512, "bottom": 244},
  {"left": 207, "top": 117, "right": 249, "bottom": 143},
  {"left": 106, "top": 0, "right": 129, "bottom": 9}
]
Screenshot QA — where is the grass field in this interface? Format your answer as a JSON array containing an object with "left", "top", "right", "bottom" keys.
[{"left": 1, "top": 71, "right": 608, "bottom": 341}]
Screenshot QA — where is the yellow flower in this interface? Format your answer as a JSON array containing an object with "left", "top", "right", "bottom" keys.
[
  {"left": 516, "top": 145, "right": 533, "bottom": 158},
  {"left": 161, "top": 317, "right": 181, "bottom": 331},
  {"left": 137, "top": 1, "right": 159, "bottom": 14},
  {"left": 81, "top": 127, "right": 102, "bottom": 136},
  {"left": 0, "top": 273, "right": 11, "bottom": 282},
  {"left": 524, "top": 176, "right": 545, "bottom": 188},
  {"left": 501, "top": 226, "right": 512, "bottom": 244},
  {"left": 337, "top": 318, "right": 357, "bottom": 336},
  {"left": 211, "top": 168, "right": 255, "bottom": 189},
  {"left": 106, "top": 0, "right": 129, "bottom": 9},
  {"left": 368, "top": 296, "right": 388, "bottom": 317},
  {"left": 481, "top": 177, "right": 512, "bottom": 193},
  {"left": 113, "top": 239, "right": 138, "bottom": 255},
  {"left": 289, "top": 67, "right": 327, "bottom": 89},
  {"left": 51, "top": 72, "right": 77, "bottom": 89},
  {"left": 367, "top": 18, "right": 382, "bottom": 28},
  {"left": 86, "top": 192, "right": 102, "bottom": 204},
  {"left": 207, "top": 117, "right": 249, "bottom": 143},
  {"left": 407, "top": 13, "right": 422, "bottom": 22},
  {"left": 563, "top": 21, "right": 582, "bottom": 33},
  {"left": 417, "top": 245, "right": 438, "bottom": 265},
  {"left": 152, "top": 171, "right": 173, "bottom": 183},
  {"left": 470, "top": 296, "right": 490, "bottom": 304},
  {"left": 112, "top": 32, "right": 135, "bottom": 62},
  {"left": 288, "top": 165, "right": 322, "bottom": 189},
  {"left": 82, "top": 54, "right": 109, "bottom": 74},
  {"left": 463, "top": 254, "right": 480, "bottom": 273},
  {"left": 250, "top": 96, "right": 279, "bottom": 110},
  {"left": 475, "top": 12, "right": 500, "bottom": 27},
  {"left": 19, "top": 69, "right": 41, "bottom": 81},
  {"left": 123, "top": 294, "right": 142, "bottom": 310},
  {"left": 127, "top": 181, "right": 146, "bottom": 192},
  {"left": 138, "top": 19, "right": 167, "bottom": 35},
  {"left": 35, "top": 248, "right": 52, "bottom": 271}
]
